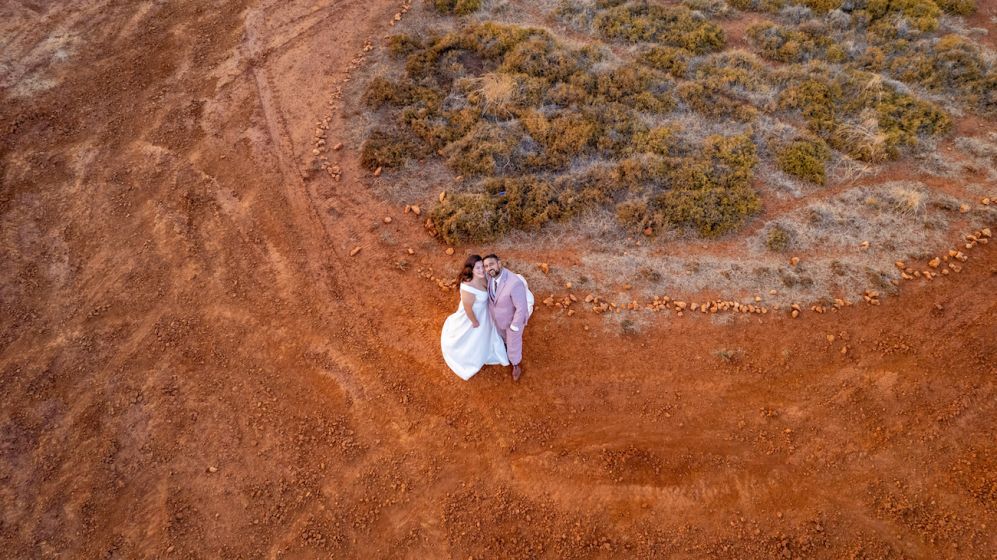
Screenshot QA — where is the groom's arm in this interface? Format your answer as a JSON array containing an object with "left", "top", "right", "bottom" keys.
[{"left": 510, "top": 279, "right": 528, "bottom": 331}]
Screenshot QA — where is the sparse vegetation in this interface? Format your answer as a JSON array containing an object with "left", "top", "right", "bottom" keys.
[{"left": 361, "top": 0, "right": 979, "bottom": 244}]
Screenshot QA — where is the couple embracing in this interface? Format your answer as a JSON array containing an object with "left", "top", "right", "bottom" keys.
[{"left": 441, "top": 254, "right": 534, "bottom": 382}]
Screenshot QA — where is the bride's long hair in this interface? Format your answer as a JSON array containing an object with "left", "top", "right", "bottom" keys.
[{"left": 457, "top": 254, "right": 483, "bottom": 286}]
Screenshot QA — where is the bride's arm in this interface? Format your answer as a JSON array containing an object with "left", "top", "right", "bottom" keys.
[{"left": 461, "top": 289, "right": 480, "bottom": 328}]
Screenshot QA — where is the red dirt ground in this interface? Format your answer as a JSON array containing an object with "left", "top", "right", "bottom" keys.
[{"left": 1, "top": 1, "right": 995, "bottom": 558}]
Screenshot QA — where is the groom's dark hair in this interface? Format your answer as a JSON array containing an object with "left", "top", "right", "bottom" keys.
[{"left": 483, "top": 254, "right": 500, "bottom": 262}]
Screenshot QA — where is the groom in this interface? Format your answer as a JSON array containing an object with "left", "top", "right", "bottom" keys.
[{"left": 483, "top": 254, "right": 529, "bottom": 382}]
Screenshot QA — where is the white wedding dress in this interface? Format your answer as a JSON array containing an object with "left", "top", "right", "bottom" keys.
[{"left": 441, "top": 283, "right": 510, "bottom": 380}]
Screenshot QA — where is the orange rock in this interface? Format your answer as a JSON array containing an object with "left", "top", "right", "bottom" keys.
[
  {"left": 350, "top": 246, "right": 362, "bottom": 256},
  {"left": 373, "top": 167, "right": 382, "bottom": 177},
  {"left": 928, "top": 257, "right": 940, "bottom": 268},
  {"left": 445, "top": 247, "right": 455, "bottom": 255},
  {"left": 789, "top": 256, "right": 800, "bottom": 266},
  {"left": 411, "top": 205, "right": 421, "bottom": 216}
]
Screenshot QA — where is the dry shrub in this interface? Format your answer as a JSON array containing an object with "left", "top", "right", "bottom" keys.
[{"left": 360, "top": 129, "right": 427, "bottom": 169}]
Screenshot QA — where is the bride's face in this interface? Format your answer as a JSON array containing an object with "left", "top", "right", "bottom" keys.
[{"left": 472, "top": 261, "right": 485, "bottom": 280}]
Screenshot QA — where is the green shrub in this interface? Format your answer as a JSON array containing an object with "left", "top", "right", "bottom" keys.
[
  {"left": 433, "top": 0, "right": 482, "bottom": 15},
  {"left": 431, "top": 193, "right": 508, "bottom": 244},
  {"left": 593, "top": 2, "right": 726, "bottom": 54},
  {"left": 638, "top": 46, "right": 690, "bottom": 78},
  {"left": 933, "top": 0, "right": 975, "bottom": 14},
  {"left": 360, "top": 129, "right": 426, "bottom": 169},
  {"left": 861, "top": 0, "right": 941, "bottom": 32},
  {"left": 523, "top": 110, "right": 600, "bottom": 167},
  {"left": 363, "top": 78, "right": 443, "bottom": 108},
  {"left": 765, "top": 224, "right": 792, "bottom": 251},
  {"left": 615, "top": 199, "right": 656, "bottom": 230},
  {"left": 442, "top": 122, "right": 523, "bottom": 176},
  {"left": 655, "top": 182, "right": 761, "bottom": 237},
  {"left": 795, "top": 0, "right": 842, "bottom": 11},
  {"left": 779, "top": 77, "right": 839, "bottom": 133},
  {"left": 776, "top": 137, "right": 831, "bottom": 184},
  {"left": 633, "top": 125, "right": 679, "bottom": 156}
]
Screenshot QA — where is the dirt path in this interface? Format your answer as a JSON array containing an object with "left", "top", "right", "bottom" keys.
[{"left": 1, "top": 1, "right": 995, "bottom": 558}]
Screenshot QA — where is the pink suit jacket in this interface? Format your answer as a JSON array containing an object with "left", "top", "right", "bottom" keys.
[{"left": 488, "top": 268, "right": 529, "bottom": 332}]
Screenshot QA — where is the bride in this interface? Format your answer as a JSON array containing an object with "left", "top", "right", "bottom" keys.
[{"left": 441, "top": 255, "right": 510, "bottom": 380}]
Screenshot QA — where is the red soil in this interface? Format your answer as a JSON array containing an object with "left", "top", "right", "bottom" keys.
[{"left": 1, "top": 1, "right": 995, "bottom": 558}]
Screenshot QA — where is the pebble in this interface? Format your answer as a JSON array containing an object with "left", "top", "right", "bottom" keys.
[
  {"left": 383, "top": 216, "right": 392, "bottom": 224},
  {"left": 350, "top": 246, "right": 362, "bottom": 256},
  {"left": 445, "top": 247, "right": 455, "bottom": 255},
  {"left": 789, "top": 256, "right": 800, "bottom": 266}
]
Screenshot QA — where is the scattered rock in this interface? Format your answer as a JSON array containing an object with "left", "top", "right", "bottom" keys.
[
  {"left": 406, "top": 248, "right": 414, "bottom": 255},
  {"left": 538, "top": 263, "right": 549, "bottom": 274},
  {"left": 982, "top": 228, "right": 992, "bottom": 238},
  {"left": 565, "top": 282, "right": 572, "bottom": 289},
  {"left": 411, "top": 205, "right": 421, "bottom": 216},
  {"left": 333, "top": 142, "right": 343, "bottom": 151},
  {"left": 895, "top": 261, "right": 905, "bottom": 270},
  {"left": 439, "top": 191, "right": 447, "bottom": 203},
  {"left": 928, "top": 257, "right": 940, "bottom": 268},
  {"left": 373, "top": 167, "right": 382, "bottom": 177},
  {"left": 860, "top": 240, "right": 869, "bottom": 250},
  {"left": 445, "top": 247, "right": 455, "bottom": 255},
  {"left": 383, "top": 216, "right": 392, "bottom": 224},
  {"left": 789, "top": 256, "right": 800, "bottom": 266},
  {"left": 643, "top": 227, "right": 653, "bottom": 236},
  {"left": 791, "top": 309, "right": 800, "bottom": 318},
  {"left": 350, "top": 246, "right": 362, "bottom": 256},
  {"left": 207, "top": 466, "right": 218, "bottom": 473},
  {"left": 959, "top": 204, "right": 969, "bottom": 213}
]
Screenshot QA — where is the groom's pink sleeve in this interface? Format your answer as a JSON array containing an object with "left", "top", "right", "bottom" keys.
[{"left": 511, "top": 278, "right": 528, "bottom": 330}]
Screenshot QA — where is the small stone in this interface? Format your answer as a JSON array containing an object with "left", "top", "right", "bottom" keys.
[
  {"left": 754, "top": 296, "right": 762, "bottom": 302},
  {"left": 538, "top": 263, "right": 549, "bottom": 274},
  {"left": 928, "top": 257, "right": 940, "bottom": 268},
  {"left": 789, "top": 256, "right": 800, "bottom": 266},
  {"left": 406, "top": 248, "right": 414, "bottom": 255},
  {"left": 565, "top": 282, "right": 572, "bottom": 289},
  {"left": 403, "top": 205, "right": 411, "bottom": 214},
  {"left": 350, "top": 246, "right": 362, "bottom": 256},
  {"left": 333, "top": 142, "right": 343, "bottom": 151},
  {"left": 959, "top": 204, "right": 969, "bottom": 213},
  {"left": 383, "top": 216, "right": 392, "bottom": 224},
  {"left": 791, "top": 309, "right": 800, "bottom": 318},
  {"left": 208, "top": 466, "right": 218, "bottom": 473},
  {"left": 439, "top": 191, "right": 447, "bottom": 203},
  {"left": 860, "top": 240, "right": 869, "bottom": 250},
  {"left": 895, "top": 261, "right": 905, "bottom": 270},
  {"left": 981, "top": 228, "right": 992, "bottom": 238},
  {"left": 373, "top": 167, "right": 382, "bottom": 177},
  {"left": 643, "top": 227, "right": 653, "bottom": 236},
  {"left": 840, "top": 345, "right": 848, "bottom": 354},
  {"left": 826, "top": 334, "right": 835, "bottom": 342},
  {"left": 769, "top": 289, "right": 777, "bottom": 295},
  {"left": 445, "top": 247, "right": 455, "bottom": 255},
  {"left": 311, "top": 148, "right": 320, "bottom": 155},
  {"left": 411, "top": 205, "right": 421, "bottom": 216},
  {"left": 567, "top": 310, "right": 575, "bottom": 317}
]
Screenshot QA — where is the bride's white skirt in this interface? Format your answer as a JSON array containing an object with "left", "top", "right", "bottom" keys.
[{"left": 441, "top": 285, "right": 509, "bottom": 380}]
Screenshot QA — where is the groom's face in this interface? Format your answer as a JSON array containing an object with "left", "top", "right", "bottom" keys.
[{"left": 483, "top": 258, "right": 501, "bottom": 278}]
